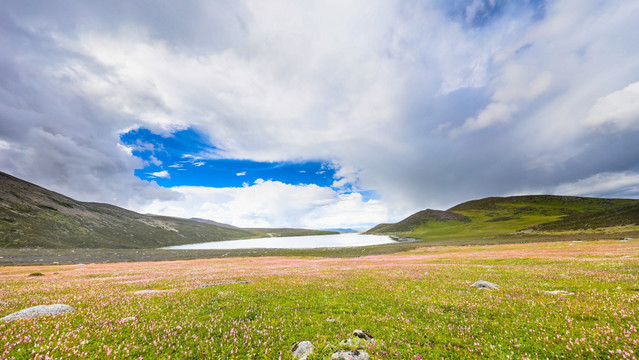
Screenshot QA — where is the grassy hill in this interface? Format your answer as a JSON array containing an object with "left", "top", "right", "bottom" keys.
[
  {"left": 530, "top": 202, "right": 639, "bottom": 232},
  {"left": 0, "top": 172, "right": 335, "bottom": 249},
  {"left": 366, "top": 209, "right": 470, "bottom": 234},
  {"left": 367, "top": 195, "right": 639, "bottom": 241}
]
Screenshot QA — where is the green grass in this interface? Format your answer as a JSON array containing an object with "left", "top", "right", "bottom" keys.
[
  {"left": 1, "top": 239, "right": 639, "bottom": 359},
  {"left": 371, "top": 195, "right": 639, "bottom": 242},
  {"left": 532, "top": 202, "right": 639, "bottom": 231},
  {"left": 365, "top": 209, "right": 470, "bottom": 234}
]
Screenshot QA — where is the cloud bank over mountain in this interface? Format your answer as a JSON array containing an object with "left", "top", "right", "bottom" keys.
[{"left": 1, "top": 0, "right": 638, "bottom": 228}]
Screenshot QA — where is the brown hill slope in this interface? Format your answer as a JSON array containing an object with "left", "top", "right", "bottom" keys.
[{"left": 0, "top": 172, "right": 333, "bottom": 248}]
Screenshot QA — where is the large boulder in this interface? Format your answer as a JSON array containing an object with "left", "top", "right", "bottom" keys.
[
  {"left": 291, "top": 341, "right": 315, "bottom": 360},
  {"left": 1, "top": 304, "right": 75, "bottom": 322}
]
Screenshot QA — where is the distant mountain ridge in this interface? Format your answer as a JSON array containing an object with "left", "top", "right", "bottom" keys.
[{"left": 0, "top": 171, "right": 335, "bottom": 249}]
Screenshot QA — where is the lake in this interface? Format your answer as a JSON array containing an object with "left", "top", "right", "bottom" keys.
[{"left": 164, "top": 233, "right": 397, "bottom": 250}]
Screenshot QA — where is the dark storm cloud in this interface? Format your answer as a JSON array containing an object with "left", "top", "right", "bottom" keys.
[{"left": 0, "top": 3, "right": 182, "bottom": 206}]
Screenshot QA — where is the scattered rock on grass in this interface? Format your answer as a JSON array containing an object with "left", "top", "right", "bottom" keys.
[
  {"left": 340, "top": 330, "right": 375, "bottom": 346},
  {"left": 331, "top": 350, "right": 370, "bottom": 360},
  {"left": 543, "top": 290, "right": 574, "bottom": 295},
  {"left": 471, "top": 280, "right": 499, "bottom": 289},
  {"left": 133, "top": 289, "right": 168, "bottom": 295},
  {"left": 291, "top": 340, "right": 315, "bottom": 359},
  {"left": 352, "top": 329, "right": 374, "bottom": 341},
  {"left": 1, "top": 304, "right": 75, "bottom": 322}
]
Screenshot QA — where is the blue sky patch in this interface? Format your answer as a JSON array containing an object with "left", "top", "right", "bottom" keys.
[
  {"left": 444, "top": 0, "right": 545, "bottom": 27},
  {"left": 119, "top": 127, "right": 339, "bottom": 188}
]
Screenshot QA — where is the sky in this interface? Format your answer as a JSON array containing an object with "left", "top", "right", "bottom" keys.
[{"left": 1, "top": 0, "right": 638, "bottom": 230}]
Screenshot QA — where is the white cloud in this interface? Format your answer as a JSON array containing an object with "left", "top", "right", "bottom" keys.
[
  {"left": 134, "top": 180, "right": 393, "bottom": 229},
  {"left": 553, "top": 172, "right": 639, "bottom": 198},
  {"left": 581, "top": 81, "right": 639, "bottom": 131},
  {"left": 451, "top": 67, "right": 553, "bottom": 137},
  {"left": 451, "top": 102, "right": 518, "bottom": 136},
  {"left": 236, "top": 171, "right": 246, "bottom": 176},
  {"left": 148, "top": 170, "right": 170, "bottom": 179},
  {"left": 331, "top": 164, "right": 360, "bottom": 190},
  {"left": 149, "top": 155, "right": 162, "bottom": 166}
]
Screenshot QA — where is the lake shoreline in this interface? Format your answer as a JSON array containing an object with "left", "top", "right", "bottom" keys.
[
  {"left": 163, "top": 233, "right": 397, "bottom": 250},
  {"left": 2, "top": 231, "right": 637, "bottom": 266}
]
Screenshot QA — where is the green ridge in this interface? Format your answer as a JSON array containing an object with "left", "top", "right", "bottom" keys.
[{"left": 367, "top": 195, "right": 639, "bottom": 242}]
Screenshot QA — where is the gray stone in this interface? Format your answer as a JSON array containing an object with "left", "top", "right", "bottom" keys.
[
  {"left": 352, "top": 329, "right": 374, "bottom": 341},
  {"left": 339, "top": 329, "right": 374, "bottom": 346},
  {"left": 339, "top": 338, "right": 361, "bottom": 346},
  {"left": 471, "top": 280, "right": 500, "bottom": 289},
  {"left": 543, "top": 290, "right": 574, "bottom": 295},
  {"left": 291, "top": 341, "right": 315, "bottom": 360},
  {"left": 331, "top": 350, "right": 370, "bottom": 360},
  {"left": 133, "top": 289, "right": 168, "bottom": 295},
  {"left": 1, "top": 304, "right": 75, "bottom": 322}
]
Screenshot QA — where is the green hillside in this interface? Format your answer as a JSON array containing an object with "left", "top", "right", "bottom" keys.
[
  {"left": 530, "top": 202, "right": 639, "bottom": 231},
  {"left": 366, "top": 209, "right": 469, "bottom": 234},
  {"left": 367, "top": 195, "right": 639, "bottom": 242},
  {"left": 0, "top": 172, "right": 335, "bottom": 249}
]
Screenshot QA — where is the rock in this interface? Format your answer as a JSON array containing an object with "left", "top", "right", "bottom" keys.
[
  {"left": 471, "top": 280, "right": 499, "bottom": 289},
  {"left": 352, "top": 329, "right": 374, "bottom": 341},
  {"left": 1, "top": 304, "right": 75, "bottom": 322},
  {"left": 543, "top": 290, "right": 574, "bottom": 295},
  {"left": 339, "top": 329, "right": 374, "bottom": 346},
  {"left": 291, "top": 341, "right": 315, "bottom": 360},
  {"left": 339, "top": 338, "right": 356, "bottom": 346},
  {"left": 133, "top": 289, "right": 167, "bottom": 295},
  {"left": 331, "top": 350, "right": 370, "bottom": 360}
]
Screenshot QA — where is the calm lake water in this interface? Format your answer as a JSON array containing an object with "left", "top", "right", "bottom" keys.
[{"left": 164, "top": 233, "right": 397, "bottom": 250}]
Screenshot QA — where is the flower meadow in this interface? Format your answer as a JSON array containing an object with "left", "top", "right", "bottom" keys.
[{"left": 1, "top": 239, "right": 638, "bottom": 359}]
